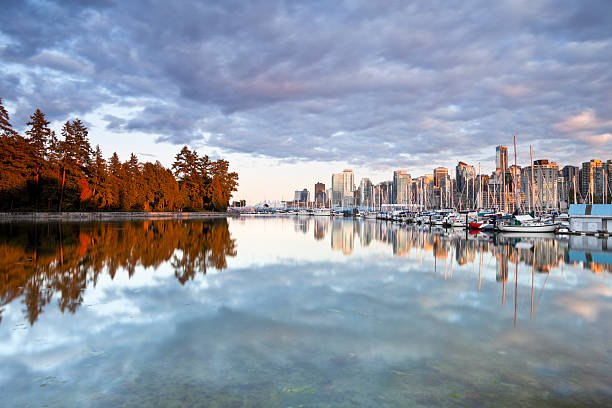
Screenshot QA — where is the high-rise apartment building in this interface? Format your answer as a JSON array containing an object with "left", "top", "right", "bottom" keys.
[
  {"left": 521, "top": 159, "right": 559, "bottom": 210},
  {"left": 294, "top": 189, "right": 310, "bottom": 206},
  {"left": 342, "top": 169, "right": 355, "bottom": 196},
  {"left": 496, "top": 145, "right": 508, "bottom": 172},
  {"left": 359, "top": 178, "right": 373, "bottom": 208},
  {"left": 314, "top": 182, "right": 325, "bottom": 205},
  {"left": 455, "top": 161, "right": 475, "bottom": 193},
  {"left": 331, "top": 170, "right": 356, "bottom": 207},
  {"left": 561, "top": 165, "right": 579, "bottom": 203},
  {"left": 331, "top": 173, "right": 344, "bottom": 206},
  {"left": 580, "top": 159, "right": 606, "bottom": 203},
  {"left": 393, "top": 170, "right": 411, "bottom": 205},
  {"left": 455, "top": 161, "right": 475, "bottom": 208},
  {"left": 433, "top": 167, "right": 448, "bottom": 188}
]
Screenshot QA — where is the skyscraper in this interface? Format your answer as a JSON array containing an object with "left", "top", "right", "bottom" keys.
[
  {"left": 455, "top": 161, "right": 475, "bottom": 192},
  {"left": 393, "top": 170, "right": 411, "bottom": 205},
  {"left": 496, "top": 145, "right": 509, "bottom": 172},
  {"left": 314, "top": 182, "right": 325, "bottom": 205},
  {"left": 294, "top": 189, "right": 310, "bottom": 206},
  {"left": 434, "top": 167, "right": 448, "bottom": 188},
  {"left": 342, "top": 169, "right": 354, "bottom": 196},
  {"left": 342, "top": 169, "right": 356, "bottom": 207},
  {"left": 456, "top": 161, "right": 476, "bottom": 209},
  {"left": 359, "top": 178, "right": 373, "bottom": 208},
  {"left": 331, "top": 173, "right": 343, "bottom": 206},
  {"left": 561, "top": 165, "right": 579, "bottom": 203},
  {"left": 521, "top": 160, "right": 559, "bottom": 210},
  {"left": 581, "top": 160, "right": 604, "bottom": 203}
]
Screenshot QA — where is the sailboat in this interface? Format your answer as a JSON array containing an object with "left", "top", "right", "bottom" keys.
[
  {"left": 313, "top": 208, "right": 331, "bottom": 216},
  {"left": 497, "top": 214, "right": 558, "bottom": 233}
]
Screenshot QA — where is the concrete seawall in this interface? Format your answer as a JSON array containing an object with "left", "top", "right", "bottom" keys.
[{"left": 0, "top": 212, "right": 235, "bottom": 222}]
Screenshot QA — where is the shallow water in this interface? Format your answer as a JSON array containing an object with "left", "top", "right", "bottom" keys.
[{"left": 0, "top": 216, "right": 611, "bottom": 407}]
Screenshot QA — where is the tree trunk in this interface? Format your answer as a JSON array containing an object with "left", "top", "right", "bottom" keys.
[{"left": 59, "top": 167, "right": 66, "bottom": 212}]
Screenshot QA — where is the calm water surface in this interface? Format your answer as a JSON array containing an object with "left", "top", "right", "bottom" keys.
[{"left": 1, "top": 216, "right": 611, "bottom": 407}]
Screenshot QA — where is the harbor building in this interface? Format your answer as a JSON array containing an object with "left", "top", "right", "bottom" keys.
[{"left": 569, "top": 204, "right": 612, "bottom": 234}]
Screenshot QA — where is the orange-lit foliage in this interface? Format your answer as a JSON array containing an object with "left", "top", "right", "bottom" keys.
[
  {"left": 0, "top": 219, "right": 236, "bottom": 326},
  {"left": 0, "top": 97, "right": 238, "bottom": 212}
]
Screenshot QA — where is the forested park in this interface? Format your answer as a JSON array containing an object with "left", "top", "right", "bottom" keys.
[{"left": 0, "top": 97, "right": 238, "bottom": 212}]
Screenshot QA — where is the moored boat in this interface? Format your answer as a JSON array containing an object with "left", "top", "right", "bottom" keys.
[{"left": 497, "top": 223, "right": 558, "bottom": 233}]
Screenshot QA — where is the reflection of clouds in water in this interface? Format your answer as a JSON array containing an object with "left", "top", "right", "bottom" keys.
[
  {"left": 554, "top": 283, "right": 612, "bottom": 321},
  {"left": 0, "top": 218, "right": 611, "bottom": 405}
]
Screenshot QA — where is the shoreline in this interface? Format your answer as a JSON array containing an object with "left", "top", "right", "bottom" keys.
[{"left": 0, "top": 211, "right": 235, "bottom": 222}]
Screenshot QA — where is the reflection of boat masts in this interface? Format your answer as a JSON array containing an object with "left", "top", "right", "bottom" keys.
[
  {"left": 502, "top": 245, "right": 507, "bottom": 306},
  {"left": 514, "top": 250, "right": 518, "bottom": 328},
  {"left": 535, "top": 267, "right": 550, "bottom": 315},
  {"left": 450, "top": 244, "right": 453, "bottom": 280},
  {"left": 531, "top": 244, "right": 536, "bottom": 320},
  {"left": 478, "top": 248, "right": 483, "bottom": 291}
]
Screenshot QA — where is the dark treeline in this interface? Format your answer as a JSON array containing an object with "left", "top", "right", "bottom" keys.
[
  {"left": 0, "top": 97, "right": 238, "bottom": 211},
  {"left": 0, "top": 219, "right": 236, "bottom": 325}
]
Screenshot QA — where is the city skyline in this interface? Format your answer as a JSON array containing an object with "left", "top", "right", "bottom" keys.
[
  {"left": 1, "top": 1, "right": 611, "bottom": 204},
  {"left": 286, "top": 145, "right": 611, "bottom": 210}
]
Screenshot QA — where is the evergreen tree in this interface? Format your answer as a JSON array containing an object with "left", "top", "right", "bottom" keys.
[
  {"left": 91, "top": 145, "right": 108, "bottom": 209},
  {"left": 0, "top": 98, "right": 30, "bottom": 209},
  {"left": 106, "top": 152, "right": 122, "bottom": 209},
  {"left": 0, "top": 97, "right": 18, "bottom": 137},
  {"left": 210, "top": 159, "right": 239, "bottom": 211},
  {"left": 25, "top": 109, "right": 52, "bottom": 208},
  {"left": 0, "top": 98, "right": 238, "bottom": 212},
  {"left": 172, "top": 146, "right": 204, "bottom": 210}
]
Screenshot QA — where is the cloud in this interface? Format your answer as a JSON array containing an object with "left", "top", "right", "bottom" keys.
[{"left": 1, "top": 0, "right": 611, "bottom": 169}]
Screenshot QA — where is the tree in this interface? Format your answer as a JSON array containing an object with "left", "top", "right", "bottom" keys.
[
  {"left": 172, "top": 146, "right": 208, "bottom": 210},
  {"left": 210, "top": 159, "right": 239, "bottom": 211},
  {"left": 25, "top": 109, "right": 52, "bottom": 208},
  {"left": 0, "top": 98, "right": 238, "bottom": 212},
  {"left": 0, "top": 98, "right": 30, "bottom": 209},
  {"left": 90, "top": 145, "right": 108, "bottom": 209},
  {"left": 0, "top": 97, "right": 18, "bottom": 137}
]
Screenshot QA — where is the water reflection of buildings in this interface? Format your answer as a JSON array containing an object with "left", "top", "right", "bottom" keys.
[
  {"left": 318, "top": 218, "right": 612, "bottom": 276},
  {"left": 331, "top": 219, "right": 356, "bottom": 255},
  {"left": 294, "top": 217, "right": 310, "bottom": 234},
  {"left": 314, "top": 218, "right": 327, "bottom": 241}
]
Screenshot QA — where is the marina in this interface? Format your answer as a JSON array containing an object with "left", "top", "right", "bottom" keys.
[{"left": 236, "top": 204, "right": 612, "bottom": 237}]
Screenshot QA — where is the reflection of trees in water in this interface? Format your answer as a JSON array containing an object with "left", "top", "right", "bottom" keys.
[{"left": 0, "top": 219, "right": 236, "bottom": 326}]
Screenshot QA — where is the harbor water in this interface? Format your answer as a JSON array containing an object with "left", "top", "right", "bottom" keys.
[{"left": 1, "top": 216, "right": 611, "bottom": 407}]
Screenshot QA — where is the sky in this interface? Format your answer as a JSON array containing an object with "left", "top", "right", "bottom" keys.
[{"left": 1, "top": 0, "right": 611, "bottom": 204}]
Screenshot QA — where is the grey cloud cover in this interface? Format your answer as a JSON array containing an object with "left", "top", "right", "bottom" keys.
[{"left": 1, "top": 0, "right": 611, "bottom": 167}]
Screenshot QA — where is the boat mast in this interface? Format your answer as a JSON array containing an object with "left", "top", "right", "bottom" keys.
[
  {"left": 513, "top": 135, "right": 519, "bottom": 213},
  {"left": 478, "top": 162, "right": 481, "bottom": 210},
  {"left": 590, "top": 163, "right": 594, "bottom": 204},
  {"left": 530, "top": 145, "right": 535, "bottom": 215}
]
